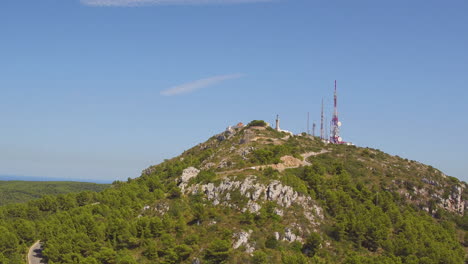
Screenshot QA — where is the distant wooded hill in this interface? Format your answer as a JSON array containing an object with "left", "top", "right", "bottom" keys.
[{"left": 0, "top": 181, "right": 109, "bottom": 206}]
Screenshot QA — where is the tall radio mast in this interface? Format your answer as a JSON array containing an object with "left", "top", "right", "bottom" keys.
[
  {"left": 320, "top": 99, "right": 324, "bottom": 140},
  {"left": 330, "top": 80, "right": 342, "bottom": 144}
]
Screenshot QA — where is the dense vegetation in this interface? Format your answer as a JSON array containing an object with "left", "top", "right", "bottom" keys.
[
  {"left": 0, "top": 123, "right": 466, "bottom": 263},
  {"left": 247, "top": 120, "right": 268, "bottom": 127},
  {"left": 0, "top": 181, "right": 109, "bottom": 206}
]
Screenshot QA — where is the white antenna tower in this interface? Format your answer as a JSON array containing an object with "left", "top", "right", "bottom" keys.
[{"left": 320, "top": 99, "right": 324, "bottom": 140}]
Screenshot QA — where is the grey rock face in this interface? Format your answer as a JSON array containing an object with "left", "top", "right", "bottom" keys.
[
  {"left": 232, "top": 230, "right": 252, "bottom": 249},
  {"left": 232, "top": 230, "right": 255, "bottom": 253},
  {"left": 266, "top": 181, "right": 298, "bottom": 207},
  {"left": 217, "top": 160, "right": 230, "bottom": 169},
  {"left": 283, "top": 227, "right": 303, "bottom": 243},
  {"left": 443, "top": 185, "right": 465, "bottom": 215},
  {"left": 243, "top": 200, "right": 261, "bottom": 213},
  {"left": 274, "top": 232, "right": 280, "bottom": 240},
  {"left": 142, "top": 166, "right": 156, "bottom": 176},
  {"left": 201, "top": 162, "right": 216, "bottom": 170},
  {"left": 178, "top": 167, "right": 200, "bottom": 193},
  {"left": 182, "top": 174, "right": 323, "bottom": 225}
]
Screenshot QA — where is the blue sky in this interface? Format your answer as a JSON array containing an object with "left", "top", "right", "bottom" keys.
[{"left": 1, "top": 0, "right": 467, "bottom": 182}]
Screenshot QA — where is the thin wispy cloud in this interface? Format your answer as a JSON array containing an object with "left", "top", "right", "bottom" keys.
[
  {"left": 160, "top": 73, "right": 243, "bottom": 96},
  {"left": 81, "top": 0, "right": 271, "bottom": 7}
]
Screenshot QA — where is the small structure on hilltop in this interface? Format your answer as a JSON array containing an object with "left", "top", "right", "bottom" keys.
[
  {"left": 274, "top": 115, "right": 294, "bottom": 136},
  {"left": 235, "top": 122, "right": 245, "bottom": 129},
  {"left": 219, "top": 122, "right": 246, "bottom": 142},
  {"left": 226, "top": 122, "right": 246, "bottom": 132},
  {"left": 275, "top": 115, "right": 281, "bottom": 131}
]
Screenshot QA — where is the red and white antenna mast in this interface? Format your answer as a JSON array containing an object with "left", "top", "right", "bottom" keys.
[{"left": 330, "top": 80, "right": 342, "bottom": 144}]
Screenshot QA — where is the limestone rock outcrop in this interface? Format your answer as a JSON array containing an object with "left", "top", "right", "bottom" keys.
[
  {"left": 177, "top": 167, "right": 200, "bottom": 193},
  {"left": 443, "top": 185, "right": 465, "bottom": 214},
  {"left": 232, "top": 230, "right": 254, "bottom": 253},
  {"left": 181, "top": 173, "right": 323, "bottom": 226}
]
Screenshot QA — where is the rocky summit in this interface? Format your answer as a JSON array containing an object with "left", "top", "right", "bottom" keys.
[{"left": 1, "top": 120, "right": 467, "bottom": 263}]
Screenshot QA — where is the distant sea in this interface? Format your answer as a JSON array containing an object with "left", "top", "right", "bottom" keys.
[{"left": 0, "top": 175, "right": 112, "bottom": 184}]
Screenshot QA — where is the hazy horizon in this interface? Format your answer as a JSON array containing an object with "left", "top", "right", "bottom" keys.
[{"left": 0, "top": 174, "right": 112, "bottom": 184}]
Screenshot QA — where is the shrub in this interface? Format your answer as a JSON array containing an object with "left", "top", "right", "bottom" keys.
[
  {"left": 204, "top": 239, "right": 231, "bottom": 264},
  {"left": 252, "top": 251, "right": 268, "bottom": 264},
  {"left": 175, "top": 244, "right": 193, "bottom": 261},
  {"left": 252, "top": 149, "right": 280, "bottom": 164},
  {"left": 142, "top": 241, "right": 158, "bottom": 260},
  {"left": 248, "top": 120, "right": 268, "bottom": 127},
  {"left": 265, "top": 235, "right": 279, "bottom": 249},
  {"left": 281, "top": 173, "right": 308, "bottom": 195},
  {"left": 302, "top": 233, "right": 321, "bottom": 257},
  {"left": 192, "top": 170, "right": 216, "bottom": 184}
]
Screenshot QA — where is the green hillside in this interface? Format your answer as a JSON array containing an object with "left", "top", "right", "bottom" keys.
[
  {"left": 0, "top": 121, "right": 466, "bottom": 263},
  {"left": 0, "top": 181, "right": 110, "bottom": 206}
]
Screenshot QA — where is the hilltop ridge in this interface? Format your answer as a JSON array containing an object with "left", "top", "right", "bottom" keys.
[{"left": 143, "top": 121, "right": 467, "bottom": 217}]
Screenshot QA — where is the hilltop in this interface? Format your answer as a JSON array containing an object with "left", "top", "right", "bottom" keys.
[
  {"left": 0, "top": 120, "right": 466, "bottom": 263},
  {"left": 145, "top": 121, "right": 466, "bottom": 216}
]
